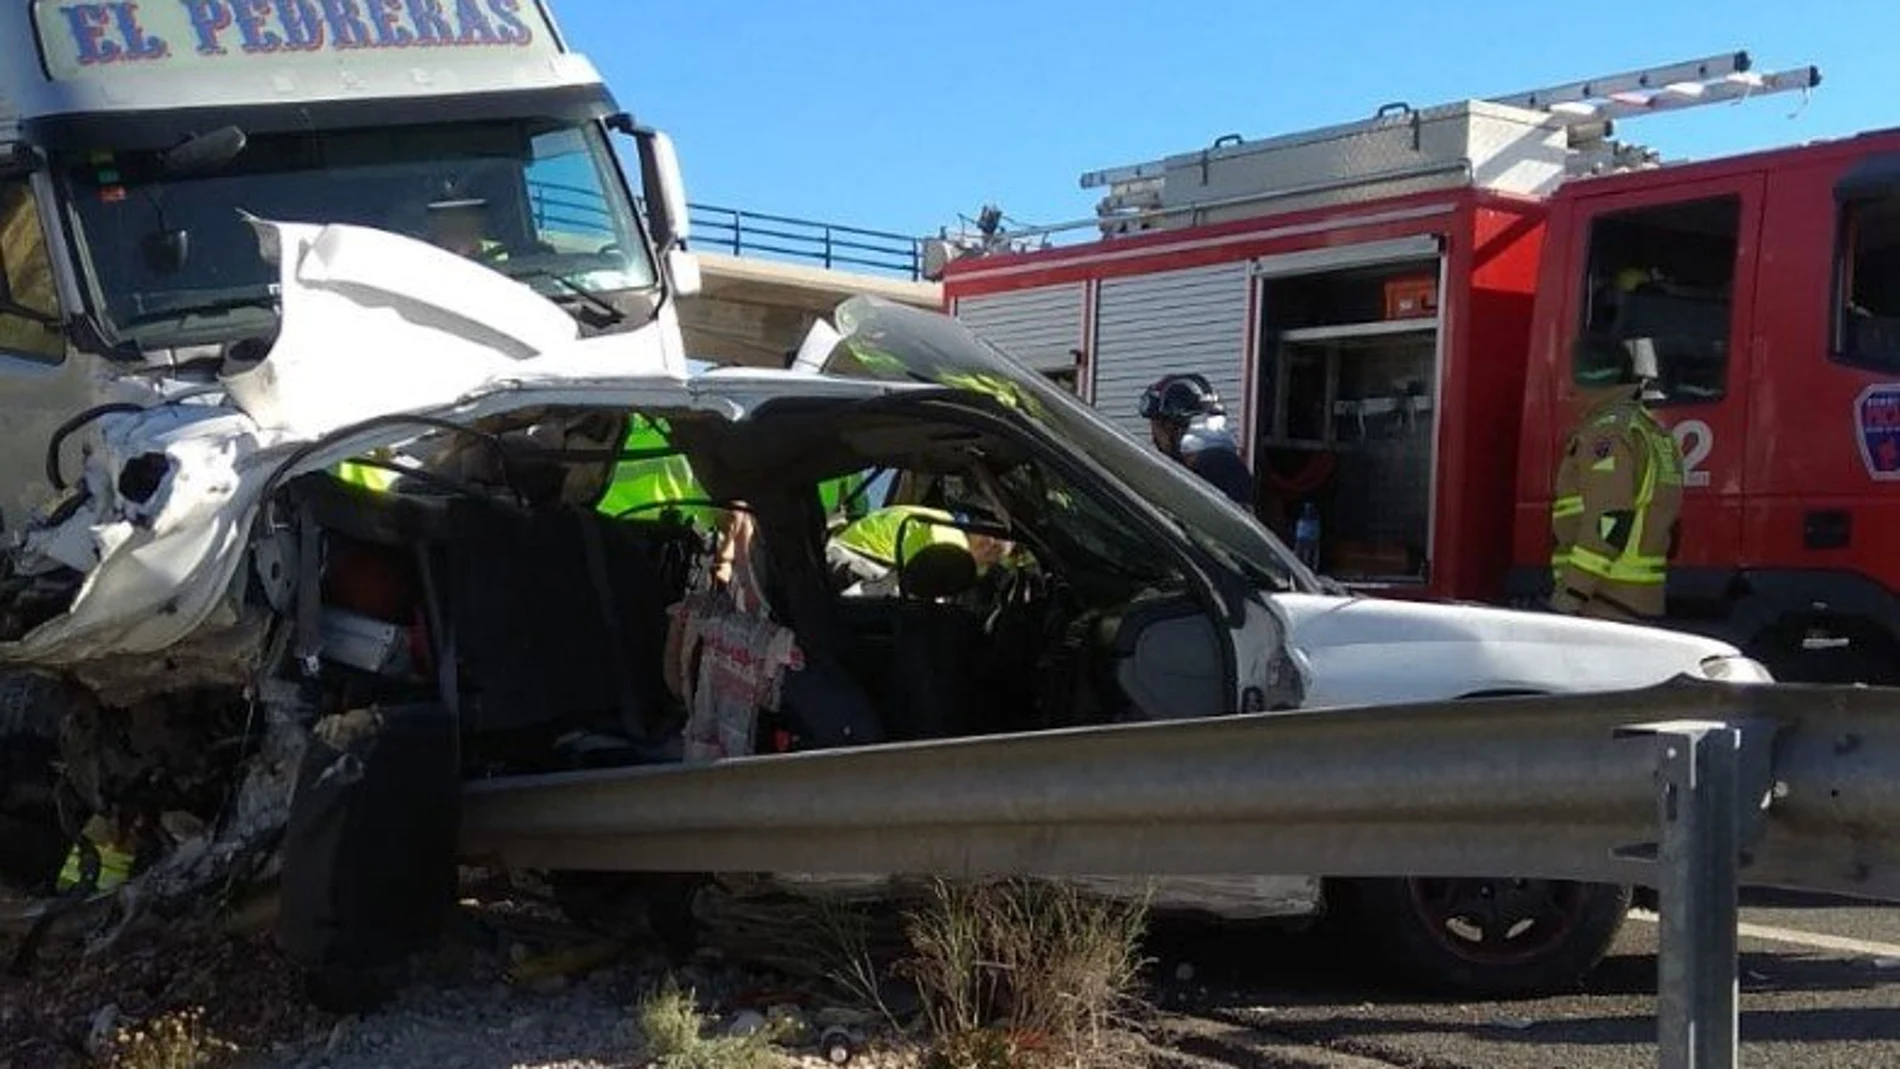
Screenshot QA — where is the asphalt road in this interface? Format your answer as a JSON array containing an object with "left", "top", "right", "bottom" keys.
[{"left": 1149, "top": 890, "right": 1900, "bottom": 1068}]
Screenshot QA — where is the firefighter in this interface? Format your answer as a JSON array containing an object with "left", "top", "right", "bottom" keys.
[
  {"left": 1138, "top": 373, "right": 1255, "bottom": 506},
  {"left": 1549, "top": 341, "right": 1684, "bottom": 622}
]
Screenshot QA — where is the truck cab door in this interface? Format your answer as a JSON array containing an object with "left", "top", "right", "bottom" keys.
[
  {"left": 0, "top": 164, "right": 104, "bottom": 532},
  {"left": 1553, "top": 174, "right": 1766, "bottom": 604}
]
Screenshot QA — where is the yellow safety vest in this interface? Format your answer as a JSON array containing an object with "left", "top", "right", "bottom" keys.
[
  {"left": 833, "top": 506, "right": 967, "bottom": 567},
  {"left": 56, "top": 820, "right": 134, "bottom": 895},
  {"left": 596, "top": 415, "right": 720, "bottom": 526},
  {"left": 1550, "top": 393, "right": 1683, "bottom": 616}
]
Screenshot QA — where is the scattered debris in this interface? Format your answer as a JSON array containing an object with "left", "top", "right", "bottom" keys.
[{"left": 728, "top": 1009, "right": 771, "bottom": 1038}]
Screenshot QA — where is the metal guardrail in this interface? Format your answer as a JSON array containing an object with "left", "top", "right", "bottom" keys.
[
  {"left": 460, "top": 677, "right": 1900, "bottom": 1069},
  {"left": 529, "top": 181, "right": 925, "bottom": 280}
]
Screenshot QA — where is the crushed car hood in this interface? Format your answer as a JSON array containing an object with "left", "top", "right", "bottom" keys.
[
  {"left": 0, "top": 220, "right": 703, "bottom": 671},
  {"left": 1273, "top": 593, "right": 1770, "bottom": 709},
  {"left": 227, "top": 219, "right": 685, "bottom": 436}
]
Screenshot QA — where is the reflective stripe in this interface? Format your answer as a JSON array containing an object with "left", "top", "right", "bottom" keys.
[
  {"left": 333, "top": 460, "right": 399, "bottom": 493},
  {"left": 1567, "top": 544, "right": 1666, "bottom": 585},
  {"left": 1552, "top": 496, "right": 1585, "bottom": 519}
]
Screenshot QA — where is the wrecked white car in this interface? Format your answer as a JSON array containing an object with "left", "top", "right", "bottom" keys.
[
  {"left": 0, "top": 0, "right": 1773, "bottom": 1006},
  {"left": 0, "top": 212, "right": 1771, "bottom": 1005}
]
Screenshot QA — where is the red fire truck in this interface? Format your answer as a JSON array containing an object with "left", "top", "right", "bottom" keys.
[{"left": 933, "top": 52, "right": 1900, "bottom": 684}]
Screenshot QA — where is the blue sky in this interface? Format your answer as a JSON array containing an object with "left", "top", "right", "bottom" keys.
[{"left": 555, "top": 1, "right": 1897, "bottom": 241}]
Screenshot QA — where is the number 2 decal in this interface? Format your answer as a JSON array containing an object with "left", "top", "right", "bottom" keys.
[{"left": 1672, "top": 419, "right": 1713, "bottom": 488}]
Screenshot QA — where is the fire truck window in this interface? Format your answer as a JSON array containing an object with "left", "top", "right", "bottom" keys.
[
  {"left": 1838, "top": 196, "right": 1900, "bottom": 370},
  {"left": 1575, "top": 195, "right": 1741, "bottom": 405},
  {"left": 0, "top": 180, "right": 63, "bottom": 363}
]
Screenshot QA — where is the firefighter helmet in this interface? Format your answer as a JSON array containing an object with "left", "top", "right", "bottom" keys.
[{"left": 1139, "top": 373, "right": 1224, "bottom": 426}]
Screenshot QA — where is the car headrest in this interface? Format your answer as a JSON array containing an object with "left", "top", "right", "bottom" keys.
[{"left": 900, "top": 542, "right": 979, "bottom": 601}]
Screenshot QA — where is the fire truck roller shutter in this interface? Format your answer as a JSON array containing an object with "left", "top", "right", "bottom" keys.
[
  {"left": 951, "top": 284, "right": 1087, "bottom": 387},
  {"left": 1094, "top": 262, "right": 1253, "bottom": 445}
]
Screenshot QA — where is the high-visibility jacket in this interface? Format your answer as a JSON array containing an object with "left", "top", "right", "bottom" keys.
[
  {"left": 819, "top": 470, "right": 872, "bottom": 520},
  {"left": 333, "top": 459, "right": 400, "bottom": 493},
  {"left": 595, "top": 414, "right": 726, "bottom": 528},
  {"left": 832, "top": 505, "right": 967, "bottom": 568},
  {"left": 56, "top": 818, "right": 133, "bottom": 895},
  {"left": 1550, "top": 385, "right": 1683, "bottom": 621}
]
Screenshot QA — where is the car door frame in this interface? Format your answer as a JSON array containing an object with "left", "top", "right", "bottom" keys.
[{"left": 894, "top": 390, "right": 1277, "bottom": 714}]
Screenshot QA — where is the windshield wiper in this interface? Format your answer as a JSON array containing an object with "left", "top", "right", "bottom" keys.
[
  {"left": 505, "top": 267, "right": 625, "bottom": 326},
  {"left": 121, "top": 294, "right": 279, "bottom": 329}
]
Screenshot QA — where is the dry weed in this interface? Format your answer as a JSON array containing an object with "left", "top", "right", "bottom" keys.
[
  {"left": 637, "top": 979, "right": 790, "bottom": 1069},
  {"left": 95, "top": 1006, "right": 239, "bottom": 1069},
  {"left": 901, "top": 879, "right": 1150, "bottom": 1069}
]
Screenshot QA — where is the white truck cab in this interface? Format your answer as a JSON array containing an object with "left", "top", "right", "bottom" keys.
[{"left": 0, "top": 0, "right": 697, "bottom": 527}]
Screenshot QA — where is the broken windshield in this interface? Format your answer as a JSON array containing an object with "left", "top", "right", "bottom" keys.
[
  {"left": 59, "top": 117, "right": 657, "bottom": 349},
  {"left": 822, "top": 296, "right": 1322, "bottom": 595}
]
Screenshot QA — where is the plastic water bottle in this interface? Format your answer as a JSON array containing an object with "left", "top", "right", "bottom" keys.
[{"left": 1294, "top": 503, "right": 1321, "bottom": 569}]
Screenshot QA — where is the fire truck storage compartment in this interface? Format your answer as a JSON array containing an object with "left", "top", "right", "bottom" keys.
[{"left": 1256, "top": 254, "right": 1441, "bottom": 584}]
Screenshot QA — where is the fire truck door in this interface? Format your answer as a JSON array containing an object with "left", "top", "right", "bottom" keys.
[{"left": 1556, "top": 174, "right": 1766, "bottom": 587}]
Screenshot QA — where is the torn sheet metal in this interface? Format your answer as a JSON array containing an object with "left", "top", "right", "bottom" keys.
[{"left": 0, "top": 220, "right": 698, "bottom": 669}]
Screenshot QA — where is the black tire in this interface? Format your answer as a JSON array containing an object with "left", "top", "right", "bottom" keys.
[
  {"left": 0, "top": 675, "right": 70, "bottom": 894},
  {"left": 1335, "top": 876, "right": 1632, "bottom": 998}
]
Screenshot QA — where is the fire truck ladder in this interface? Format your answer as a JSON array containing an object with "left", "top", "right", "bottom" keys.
[
  {"left": 1081, "top": 50, "right": 1823, "bottom": 197},
  {"left": 1490, "top": 50, "right": 1821, "bottom": 126}
]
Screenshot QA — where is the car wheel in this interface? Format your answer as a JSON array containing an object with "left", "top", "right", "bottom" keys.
[{"left": 1337, "top": 876, "right": 1631, "bottom": 997}]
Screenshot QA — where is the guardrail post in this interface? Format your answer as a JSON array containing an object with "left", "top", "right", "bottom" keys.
[{"left": 1621, "top": 720, "right": 1741, "bottom": 1069}]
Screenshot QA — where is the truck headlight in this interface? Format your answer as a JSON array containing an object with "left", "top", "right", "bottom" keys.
[{"left": 1696, "top": 654, "right": 1775, "bottom": 684}]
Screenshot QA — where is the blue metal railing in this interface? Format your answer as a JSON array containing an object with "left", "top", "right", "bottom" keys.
[
  {"left": 529, "top": 180, "right": 924, "bottom": 281},
  {"left": 685, "top": 204, "right": 924, "bottom": 280}
]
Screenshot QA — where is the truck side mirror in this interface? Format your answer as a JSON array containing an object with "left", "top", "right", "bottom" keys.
[
  {"left": 635, "top": 127, "right": 691, "bottom": 252},
  {"left": 607, "top": 114, "right": 699, "bottom": 298},
  {"left": 608, "top": 113, "right": 692, "bottom": 251}
]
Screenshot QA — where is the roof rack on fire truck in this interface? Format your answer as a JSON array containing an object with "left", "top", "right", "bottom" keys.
[{"left": 1075, "top": 51, "right": 1821, "bottom": 236}]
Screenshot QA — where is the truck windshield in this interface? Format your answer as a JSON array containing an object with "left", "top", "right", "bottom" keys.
[{"left": 58, "top": 118, "right": 656, "bottom": 349}]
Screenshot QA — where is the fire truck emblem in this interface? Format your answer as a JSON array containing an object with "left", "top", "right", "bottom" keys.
[{"left": 1855, "top": 385, "right": 1900, "bottom": 480}]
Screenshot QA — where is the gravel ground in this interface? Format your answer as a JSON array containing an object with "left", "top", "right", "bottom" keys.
[{"left": 0, "top": 879, "right": 922, "bottom": 1069}]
